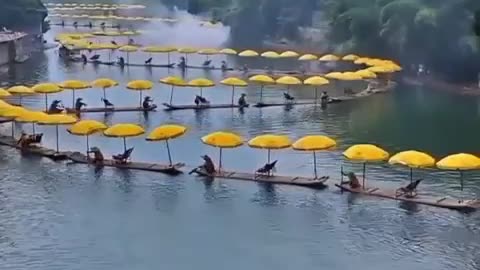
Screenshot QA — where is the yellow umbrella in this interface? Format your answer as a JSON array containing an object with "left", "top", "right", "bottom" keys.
[
  {"left": 119, "top": 45, "right": 138, "bottom": 64},
  {"left": 198, "top": 48, "right": 219, "bottom": 61},
  {"left": 126, "top": 80, "right": 154, "bottom": 106},
  {"left": 249, "top": 75, "right": 275, "bottom": 104},
  {"left": 220, "top": 77, "right": 248, "bottom": 105},
  {"left": 104, "top": 123, "right": 145, "bottom": 152},
  {"left": 38, "top": 114, "right": 77, "bottom": 152},
  {"left": 248, "top": 134, "right": 292, "bottom": 168},
  {"left": 0, "top": 106, "right": 28, "bottom": 137},
  {"left": 368, "top": 66, "right": 396, "bottom": 74},
  {"left": 8, "top": 86, "right": 35, "bottom": 106},
  {"left": 343, "top": 144, "right": 389, "bottom": 189},
  {"left": 67, "top": 120, "right": 108, "bottom": 154},
  {"left": 160, "top": 76, "right": 187, "bottom": 105},
  {"left": 276, "top": 76, "right": 302, "bottom": 94},
  {"left": 201, "top": 131, "right": 244, "bottom": 171},
  {"left": 261, "top": 51, "right": 280, "bottom": 59},
  {"left": 304, "top": 76, "right": 330, "bottom": 103},
  {"left": 92, "top": 78, "right": 119, "bottom": 101},
  {"left": 146, "top": 124, "right": 187, "bottom": 165},
  {"left": 238, "top": 50, "right": 259, "bottom": 57},
  {"left": 59, "top": 80, "right": 91, "bottom": 108},
  {"left": 0, "top": 88, "right": 12, "bottom": 98},
  {"left": 437, "top": 153, "right": 480, "bottom": 190},
  {"left": 298, "top": 54, "right": 318, "bottom": 61},
  {"left": 293, "top": 135, "right": 337, "bottom": 178},
  {"left": 220, "top": 48, "right": 237, "bottom": 55},
  {"left": 339, "top": 72, "right": 363, "bottom": 81},
  {"left": 324, "top": 72, "right": 343, "bottom": 80},
  {"left": 342, "top": 54, "right": 360, "bottom": 61},
  {"left": 355, "top": 70, "right": 377, "bottom": 79},
  {"left": 177, "top": 47, "right": 197, "bottom": 65},
  {"left": 389, "top": 150, "right": 435, "bottom": 183},
  {"left": 279, "top": 50, "right": 299, "bottom": 58},
  {"left": 32, "top": 83, "right": 63, "bottom": 111},
  {"left": 319, "top": 54, "right": 340, "bottom": 62},
  {"left": 187, "top": 78, "right": 215, "bottom": 97},
  {"left": 15, "top": 111, "right": 48, "bottom": 134}
]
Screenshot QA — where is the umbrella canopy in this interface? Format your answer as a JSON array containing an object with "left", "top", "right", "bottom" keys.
[
  {"left": 201, "top": 131, "right": 244, "bottom": 171},
  {"left": 343, "top": 144, "right": 389, "bottom": 188},
  {"left": 293, "top": 135, "right": 336, "bottom": 151},
  {"left": 219, "top": 48, "right": 237, "bottom": 55},
  {"left": 160, "top": 76, "right": 187, "bottom": 105},
  {"left": 238, "top": 50, "right": 259, "bottom": 57},
  {"left": 354, "top": 57, "right": 371, "bottom": 64},
  {"left": 437, "top": 153, "right": 480, "bottom": 191},
  {"left": 355, "top": 70, "right": 377, "bottom": 79},
  {"left": 104, "top": 123, "right": 145, "bottom": 152},
  {"left": 15, "top": 111, "right": 48, "bottom": 134},
  {"left": 324, "top": 72, "right": 344, "bottom": 80},
  {"left": 293, "top": 135, "right": 336, "bottom": 178},
  {"left": 188, "top": 78, "right": 215, "bottom": 97},
  {"left": 0, "top": 106, "right": 28, "bottom": 136},
  {"left": 319, "top": 54, "right": 340, "bottom": 62},
  {"left": 342, "top": 54, "right": 360, "bottom": 61},
  {"left": 276, "top": 76, "right": 302, "bottom": 93},
  {"left": 118, "top": 45, "right": 139, "bottom": 52},
  {"left": 368, "top": 66, "right": 396, "bottom": 74},
  {"left": 142, "top": 46, "right": 177, "bottom": 53},
  {"left": 8, "top": 86, "right": 35, "bottom": 105},
  {"left": 198, "top": 48, "right": 219, "bottom": 55},
  {"left": 0, "top": 88, "right": 11, "bottom": 98},
  {"left": 389, "top": 150, "right": 435, "bottom": 183},
  {"left": 177, "top": 47, "right": 197, "bottom": 54},
  {"left": 304, "top": 76, "right": 330, "bottom": 102},
  {"left": 298, "top": 54, "right": 318, "bottom": 61},
  {"left": 279, "top": 50, "right": 299, "bottom": 58},
  {"left": 261, "top": 51, "right": 280, "bottom": 59},
  {"left": 92, "top": 78, "right": 119, "bottom": 100},
  {"left": 146, "top": 124, "right": 187, "bottom": 165},
  {"left": 249, "top": 75, "right": 275, "bottom": 103},
  {"left": 38, "top": 114, "right": 78, "bottom": 152},
  {"left": 338, "top": 72, "right": 363, "bottom": 81},
  {"left": 32, "top": 83, "right": 62, "bottom": 94},
  {"left": 344, "top": 144, "right": 389, "bottom": 162},
  {"left": 437, "top": 154, "right": 480, "bottom": 171}
]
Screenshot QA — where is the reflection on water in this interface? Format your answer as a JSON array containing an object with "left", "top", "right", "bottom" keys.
[{"left": 0, "top": 20, "right": 480, "bottom": 270}]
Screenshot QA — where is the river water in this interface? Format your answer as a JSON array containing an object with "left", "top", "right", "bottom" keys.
[{"left": 0, "top": 19, "right": 480, "bottom": 270}]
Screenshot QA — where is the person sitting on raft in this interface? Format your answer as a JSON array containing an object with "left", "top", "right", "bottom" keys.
[
  {"left": 87, "top": 146, "right": 104, "bottom": 164},
  {"left": 128, "top": 38, "right": 135, "bottom": 45},
  {"left": 142, "top": 96, "right": 156, "bottom": 110},
  {"left": 16, "top": 132, "right": 35, "bottom": 149},
  {"left": 178, "top": 57, "right": 186, "bottom": 69},
  {"left": 88, "top": 21, "right": 93, "bottom": 28},
  {"left": 48, "top": 100, "right": 65, "bottom": 114},
  {"left": 238, "top": 93, "right": 247, "bottom": 107},
  {"left": 100, "top": 22, "right": 106, "bottom": 29},
  {"left": 221, "top": 60, "right": 228, "bottom": 71},
  {"left": 117, "top": 56, "right": 125, "bottom": 66},
  {"left": 241, "top": 64, "right": 249, "bottom": 73},
  {"left": 73, "top": 21, "right": 78, "bottom": 28},
  {"left": 340, "top": 170, "right": 362, "bottom": 189},
  {"left": 194, "top": 95, "right": 210, "bottom": 106},
  {"left": 81, "top": 54, "right": 88, "bottom": 64},
  {"left": 61, "top": 20, "right": 65, "bottom": 27},
  {"left": 202, "top": 59, "right": 212, "bottom": 67},
  {"left": 75, "top": 98, "right": 87, "bottom": 111},
  {"left": 189, "top": 155, "right": 216, "bottom": 175},
  {"left": 320, "top": 91, "right": 330, "bottom": 105}
]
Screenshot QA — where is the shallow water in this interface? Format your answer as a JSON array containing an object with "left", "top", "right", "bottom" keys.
[{"left": 0, "top": 22, "right": 480, "bottom": 270}]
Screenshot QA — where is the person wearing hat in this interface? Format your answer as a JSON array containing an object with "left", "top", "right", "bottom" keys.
[
  {"left": 142, "top": 96, "right": 156, "bottom": 110},
  {"left": 238, "top": 93, "right": 247, "bottom": 107},
  {"left": 48, "top": 100, "right": 64, "bottom": 114},
  {"left": 75, "top": 98, "right": 87, "bottom": 111},
  {"left": 87, "top": 146, "right": 104, "bottom": 164}
]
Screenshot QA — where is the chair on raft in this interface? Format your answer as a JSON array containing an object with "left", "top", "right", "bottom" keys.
[
  {"left": 113, "top": 147, "right": 134, "bottom": 164},
  {"left": 255, "top": 160, "right": 278, "bottom": 178},
  {"left": 396, "top": 179, "right": 422, "bottom": 198}
]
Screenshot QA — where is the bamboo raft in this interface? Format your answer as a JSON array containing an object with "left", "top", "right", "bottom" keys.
[
  {"left": 335, "top": 183, "right": 480, "bottom": 211},
  {"left": 193, "top": 169, "right": 329, "bottom": 189},
  {"left": 65, "top": 106, "right": 157, "bottom": 114},
  {"left": 126, "top": 63, "right": 175, "bottom": 68},
  {"left": 50, "top": 23, "right": 120, "bottom": 29},
  {"left": 0, "top": 135, "right": 70, "bottom": 161},
  {"left": 68, "top": 152, "right": 184, "bottom": 175},
  {"left": 162, "top": 103, "right": 249, "bottom": 111}
]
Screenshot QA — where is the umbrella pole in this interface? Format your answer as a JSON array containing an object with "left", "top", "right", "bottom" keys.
[
  {"left": 103, "top": 87, "right": 106, "bottom": 100},
  {"left": 127, "top": 52, "right": 129, "bottom": 64},
  {"left": 72, "top": 90, "right": 76, "bottom": 108},
  {"left": 410, "top": 168, "right": 413, "bottom": 184},
  {"left": 219, "top": 148, "right": 223, "bottom": 172},
  {"left": 45, "top": 94, "right": 48, "bottom": 111},
  {"left": 362, "top": 163, "right": 366, "bottom": 190},
  {"left": 200, "top": 87, "right": 203, "bottom": 97},
  {"left": 313, "top": 151, "right": 317, "bottom": 179},
  {"left": 314, "top": 87, "right": 318, "bottom": 103},
  {"left": 19, "top": 95, "right": 22, "bottom": 106},
  {"left": 86, "top": 135, "right": 89, "bottom": 155},
  {"left": 169, "top": 86, "right": 174, "bottom": 105},
  {"left": 165, "top": 139, "right": 172, "bottom": 166},
  {"left": 231, "top": 86, "right": 235, "bottom": 105},
  {"left": 139, "top": 90, "right": 143, "bottom": 107},
  {"left": 55, "top": 125, "right": 59, "bottom": 153},
  {"left": 32, "top": 123, "right": 35, "bottom": 134},
  {"left": 11, "top": 121, "right": 14, "bottom": 137},
  {"left": 167, "top": 52, "right": 170, "bottom": 65},
  {"left": 260, "top": 85, "right": 264, "bottom": 103},
  {"left": 460, "top": 171, "right": 464, "bottom": 191},
  {"left": 123, "top": 137, "right": 127, "bottom": 153}
]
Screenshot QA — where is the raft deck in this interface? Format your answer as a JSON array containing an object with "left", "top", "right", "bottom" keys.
[
  {"left": 163, "top": 103, "right": 249, "bottom": 111},
  {"left": 0, "top": 135, "right": 70, "bottom": 161},
  {"left": 65, "top": 106, "right": 157, "bottom": 113},
  {"left": 68, "top": 152, "right": 184, "bottom": 176},
  {"left": 194, "top": 170, "right": 329, "bottom": 189},
  {"left": 335, "top": 183, "right": 480, "bottom": 211}
]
